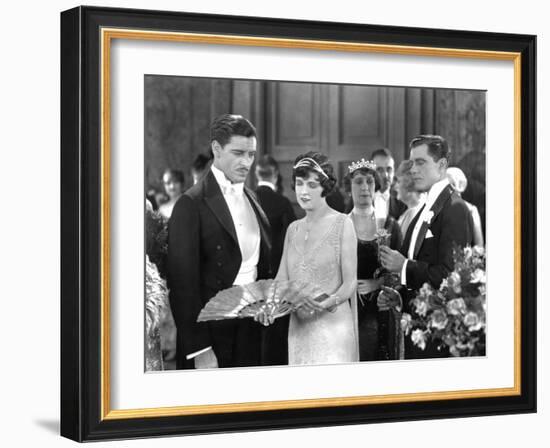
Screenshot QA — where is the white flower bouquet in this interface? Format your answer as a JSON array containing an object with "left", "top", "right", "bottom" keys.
[{"left": 401, "top": 245, "right": 486, "bottom": 356}]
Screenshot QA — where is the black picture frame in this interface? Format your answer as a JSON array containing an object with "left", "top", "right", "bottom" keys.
[{"left": 60, "top": 5, "right": 536, "bottom": 442}]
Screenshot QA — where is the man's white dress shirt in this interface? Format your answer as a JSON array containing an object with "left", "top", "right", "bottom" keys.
[
  {"left": 400, "top": 178, "right": 449, "bottom": 286},
  {"left": 397, "top": 193, "right": 427, "bottom": 238},
  {"left": 374, "top": 189, "right": 391, "bottom": 220},
  {"left": 187, "top": 166, "right": 261, "bottom": 360}
]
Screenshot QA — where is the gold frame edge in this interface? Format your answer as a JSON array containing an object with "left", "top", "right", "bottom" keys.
[{"left": 100, "top": 27, "right": 523, "bottom": 420}]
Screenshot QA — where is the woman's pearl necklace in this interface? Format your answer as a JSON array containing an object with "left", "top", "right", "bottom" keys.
[
  {"left": 352, "top": 207, "right": 378, "bottom": 239},
  {"left": 352, "top": 206, "right": 375, "bottom": 219}
]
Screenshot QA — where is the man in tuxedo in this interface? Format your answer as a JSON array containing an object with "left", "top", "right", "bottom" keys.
[
  {"left": 378, "top": 135, "right": 474, "bottom": 358},
  {"left": 371, "top": 148, "right": 408, "bottom": 220},
  {"left": 254, "top": 155, "right": 296, "bottom": 365},
  {"left": 167, "top": 114, "right": 272, "bottom": 369}
]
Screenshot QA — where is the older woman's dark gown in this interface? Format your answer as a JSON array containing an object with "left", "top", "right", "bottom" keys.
[{"left": 355, "top": 216, "right": 403, "bottom": 361}]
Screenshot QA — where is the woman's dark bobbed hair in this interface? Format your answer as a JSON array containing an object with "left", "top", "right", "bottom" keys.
[{"left": 291, "top": 151, "right": 337, "bottom": 198}]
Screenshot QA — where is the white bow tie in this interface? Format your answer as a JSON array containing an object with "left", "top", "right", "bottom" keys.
[
  {"left": 221, "top": 183, "right": 243, "bottom": 197},
  {"left": 379, "top": 190, "right": 390, "bottom": 201}
]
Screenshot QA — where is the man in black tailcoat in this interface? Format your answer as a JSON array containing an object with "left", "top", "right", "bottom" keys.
[
  {"left": 167, "top": 114, "right": 272, "bottom": 369},
  {"left": 378, "top": 135, "right": 474, "bottom": 359}
]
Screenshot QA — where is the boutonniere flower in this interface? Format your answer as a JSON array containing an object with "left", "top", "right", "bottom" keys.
[{"left": 423, "top": 210, "right": 434, "bottom": 225}]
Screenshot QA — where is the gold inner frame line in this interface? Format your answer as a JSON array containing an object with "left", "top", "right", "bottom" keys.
[{"left": 100, "top": 27, "right": 522, "bottom": 421}]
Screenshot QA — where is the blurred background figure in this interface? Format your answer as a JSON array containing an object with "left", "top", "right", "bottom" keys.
[
  {"left": 254, "top": 155, "right": 296, "bottom": 365},
  {"left": 447, "top": 167, "right": 484, "bottom": 246},
  {"left": 457, "top": 149, "right": 486, "bottom": 238},
  {"left": 146, "top": 188, "right": 161, "bottom": 210},
  {"left": 394, "top": 159, "right": 427, "bottom": 237},
  {"left": 159, "top": 169, "right": 185, "bottom": 220},
  {"left": 371, "top": 148, "right": 407, "bottom": 221},
  {"left": 155, "top": 191, "right": 168, "bottom": 210},
  {"left": 191, "top": 150, "right": 213, "bottom": 185},
  {"left": 326, "top": 184, "right": 347, "bottom": 213},
  {"left": 254, "top": 155, "right": 297, "bottom": 273},
  {"left": 145, "top": 188, "right": 168, "bottom": 212}
]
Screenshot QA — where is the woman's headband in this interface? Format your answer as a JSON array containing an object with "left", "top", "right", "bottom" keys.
[
  {"left": 348, "top": 158, "right": 376, "bottom": 175},
  {"left": 293, "top": 157, "right": 329, "bottom": 179}
]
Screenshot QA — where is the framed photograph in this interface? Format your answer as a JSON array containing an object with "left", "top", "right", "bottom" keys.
[{"left": 60, "top": 5, "right": 536, "bottom": 442}]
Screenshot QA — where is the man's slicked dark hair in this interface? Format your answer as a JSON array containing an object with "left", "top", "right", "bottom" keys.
[
  {"left": 210, "top": 114, "right": 257, "bottom": 147},
  {"left": 409, "top": 134, "right": 451, "bottom": 164},
  {"left": 370, "top": 147, "right": 394, "bottom": 160},
  {"left": 256, "top": 154, "right": 279, "bottom": 180},
  {"left": 192, "top": 151, "right": 213, "bottom": 173}
]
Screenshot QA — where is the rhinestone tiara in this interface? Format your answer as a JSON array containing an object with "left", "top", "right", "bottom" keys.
[
  {"left": 293, "top": 157, "right": 329, "bottom": 178},
  {"left": 348, "top": 158, "right": 376, "bottom": 174}
]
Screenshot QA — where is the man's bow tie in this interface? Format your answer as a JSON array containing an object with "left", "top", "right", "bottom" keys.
[
  {"left": 221, "top": 183, "right": 243, "bottom": 196},
  {"left": 222, "top": 184, "right": 236, "bottom": 195},
  {"left": 379, "top": 190, "right": 390, "bottom": 201}
]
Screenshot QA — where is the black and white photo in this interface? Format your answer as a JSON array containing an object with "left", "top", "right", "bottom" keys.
[{"left": 144, "top": 76, "right": 487, "bottom": 371}]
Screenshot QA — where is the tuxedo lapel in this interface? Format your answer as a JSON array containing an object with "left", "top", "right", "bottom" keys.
[
  {"left": 203, "top": 171, "right": 238, "bottom": 245},
  {"left": 246, "top": 186, "right": 273, "bottom": 278},
  {"left": 244, "top": 186, "right": 272, "bottom": 249},
  {"left": 400, "top": 204, "right": 424, "bottom": 256},
  {"left": 412, "top": 185, "right": 453, "bottom": 259},
  {"left": 412, "top": 221, "right": 430, "bottom": 260}
]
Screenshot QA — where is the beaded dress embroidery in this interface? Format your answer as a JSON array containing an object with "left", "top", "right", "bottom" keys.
[{"left": 286, "top": 214, "right": 358, "bottom": 365}]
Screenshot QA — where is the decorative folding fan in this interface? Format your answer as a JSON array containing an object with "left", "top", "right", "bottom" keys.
[{"left": 197, "top": 279, "right": 326, "bottom": 325}]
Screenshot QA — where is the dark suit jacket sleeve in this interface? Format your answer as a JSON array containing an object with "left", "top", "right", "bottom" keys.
[
  {"left": 387, "top": 217, "right": 403, "bottom": 251},
  {"left": 167, "top": 195, "right": 211, "bottom": 355},
  {"left": 405, "top": 200, "right": 473, "bottom": 291},
  {"left": 282, "top": 197, "right": 297, "bottom": 230}
]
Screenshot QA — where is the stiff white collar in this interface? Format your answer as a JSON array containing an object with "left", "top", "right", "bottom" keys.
[
  {"left": 351, "top": 206, "right": 375, "bottom": 217},
  {"left": 375, "top": 189, "right": 390, "bottom": 202},
  {"left": 257, "top": 180, "right": 276, "bottom": 191},
  {"left": 211, "top": 164, "right": 244, "bottom": 196},
  {"left": 425, "top": 178, "right": 450, "bottom": 211}
]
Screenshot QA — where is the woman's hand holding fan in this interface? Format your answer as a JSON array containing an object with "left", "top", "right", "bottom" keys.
[{"left": 197, "top": 279, "right": 328, "bottom": 326}]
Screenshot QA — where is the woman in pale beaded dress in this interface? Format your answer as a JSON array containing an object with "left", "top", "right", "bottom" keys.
[
  {"left": 345, "top": 159, "right": 403, "bottom": 361},
  {"left": 275, "top": 151, "right": 359, "bottom": 365}
]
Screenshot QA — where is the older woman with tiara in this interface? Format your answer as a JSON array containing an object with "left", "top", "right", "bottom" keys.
[
  {"left": 345, "top": 158, "right": 403, "bottom": 361},
  {"left": 275, "top": 151, "right": 359, "bottom": 365}
]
